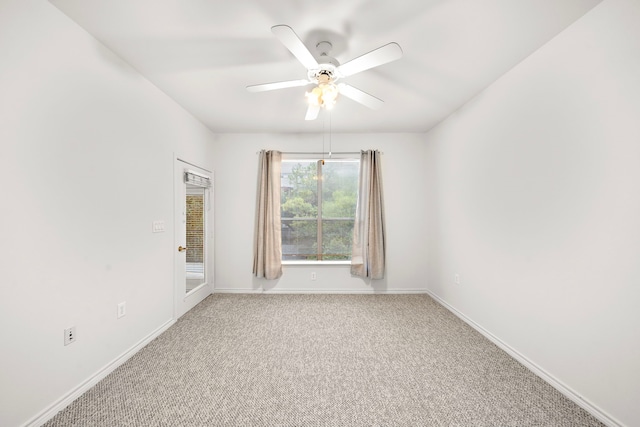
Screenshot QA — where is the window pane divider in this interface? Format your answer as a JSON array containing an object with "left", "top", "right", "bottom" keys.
[{"left": 316, "top": 160, "right": 323, "bottom": 261}]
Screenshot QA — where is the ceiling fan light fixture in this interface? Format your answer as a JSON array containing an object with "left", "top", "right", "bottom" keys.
[
  {"left": 320, "top": 82, "right": 339, "bottom": 110},
  {"left": 305, "top": 86, "right": 323, "bottom": 107},
  {"left": 306, "top": 82, "right": 338, "bottom": 110}
]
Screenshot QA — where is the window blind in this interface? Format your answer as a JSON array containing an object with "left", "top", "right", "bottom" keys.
[{"left": 184, "top": 171, "right": 211, "bottom": 188}]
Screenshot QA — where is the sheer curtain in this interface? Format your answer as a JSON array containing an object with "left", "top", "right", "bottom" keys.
[
  {"left": 253, "top": 150, "right": 283, "bottom": 280},
  {"left": 351, "top": 150, "right": 386, "bottom": 279}
]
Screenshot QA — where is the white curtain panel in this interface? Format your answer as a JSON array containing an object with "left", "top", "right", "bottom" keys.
[
  {"left": 253, "top": 150, "right": 283, "bottom": 280},
  {"left": 351, "top": 150, "right": 386, "bottom": 279}
]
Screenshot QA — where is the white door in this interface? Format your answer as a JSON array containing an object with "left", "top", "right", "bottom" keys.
[{"left": 175, "top": 158, "right": 213, "bottom": 319}]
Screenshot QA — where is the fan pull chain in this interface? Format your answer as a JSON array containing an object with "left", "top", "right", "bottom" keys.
[
  {"left": 321, "top": 113, "right": 325, "bottom": 165},
  {"left": 329, "top": 112, "right": 332, "bottom": 159}
]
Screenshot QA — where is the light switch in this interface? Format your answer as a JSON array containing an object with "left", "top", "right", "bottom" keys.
[{"left": 152, "top": 220, "right": 166, "bottom": 233}]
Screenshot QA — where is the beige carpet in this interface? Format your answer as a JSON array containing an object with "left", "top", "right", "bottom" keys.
[{"left": 44, "top": 294, "right": 604, "bottom": 426}]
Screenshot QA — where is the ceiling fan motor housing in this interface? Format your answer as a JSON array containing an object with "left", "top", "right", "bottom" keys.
[
  {"left": 307, "top": 40, "right": 341, "bottom": 83},
  {"left": 308, "top": 60, "right": 340, "bottom": 83}
]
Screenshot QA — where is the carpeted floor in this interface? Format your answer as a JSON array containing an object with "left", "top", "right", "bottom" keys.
[{"left": 44, "top": 294, "right": 604, "bottom": 426}]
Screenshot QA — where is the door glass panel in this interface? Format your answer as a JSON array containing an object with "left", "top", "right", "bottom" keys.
[{"left": 185, "top": 184, "right": 206, "bottom": 293}]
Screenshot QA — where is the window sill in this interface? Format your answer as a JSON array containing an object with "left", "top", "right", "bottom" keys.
[{"left": 282, "top": 260, "right": 352, "bottom": 266}]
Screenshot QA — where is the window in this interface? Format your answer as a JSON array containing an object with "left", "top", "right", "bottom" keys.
[{"left": 281, "top": 159, "right": 359, "bottom": 261}]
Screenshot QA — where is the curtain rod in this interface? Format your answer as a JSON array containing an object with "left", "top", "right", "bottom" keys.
[
  {"left": 283, "top": 151, "right": 360, "bottom": 155},
  {"left": 255, "top": 151, "right": 383, "bottom": 155}
]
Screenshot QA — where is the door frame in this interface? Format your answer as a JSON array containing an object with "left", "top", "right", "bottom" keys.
[{"left": 174, "top": 156, "right": 213, "bottom": 320}]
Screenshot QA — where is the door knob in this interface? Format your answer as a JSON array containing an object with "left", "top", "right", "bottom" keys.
[{"left": 178, "top": 246, "right": 188, "bottom": 252}]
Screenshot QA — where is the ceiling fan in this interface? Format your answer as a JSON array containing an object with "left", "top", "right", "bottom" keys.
[{"left": 246, "top": 25, "right": 403, "bottom": 120}]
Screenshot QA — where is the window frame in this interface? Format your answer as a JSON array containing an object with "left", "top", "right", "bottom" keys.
[{"left": 280, "top": 157, "right": 359, "bottom": 264}]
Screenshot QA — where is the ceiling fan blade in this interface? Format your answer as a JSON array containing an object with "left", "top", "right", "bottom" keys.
[
  {"left": 305, "top": 104, "right": 320, "bottom": 121},
  {"left": 246, "top": 79, "right": 310, "bottom": 93},
  {"left": 337, "top": 42, "right": 403, "bottom": 77},
  {"left": 338, "top": 83, "right": 384, "bottom": 110},
  {"left": 271, "top": 25, "right": 319, "bottom": 70}
]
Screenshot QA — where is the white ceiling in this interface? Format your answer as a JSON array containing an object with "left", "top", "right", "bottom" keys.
[{"left": 50, "top": 0, "right": 602, "bottom": 133}]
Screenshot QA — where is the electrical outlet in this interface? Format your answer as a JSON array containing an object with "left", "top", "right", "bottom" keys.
[
  {"left": 311, "top": 272, "right": 316, "bottom": 281},
  {"left": 454, "top": 274, "right": 461, "bottom": 285},
  {"left": 117, "top": 301, "right": 126, "bottom": 319},
  {"left": 64, "top": 326, "right": 76, "bottom": 346}
]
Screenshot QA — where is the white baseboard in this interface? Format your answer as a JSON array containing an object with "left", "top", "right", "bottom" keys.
[
  {"left": 214, "top": 288, "right": 428, "bottom": 294},
  {"left": 425, "top": 290, "right": 623, "bottom": 427},
  {"left": 24, "top": 319, "right": 176, "bottom": 427}
]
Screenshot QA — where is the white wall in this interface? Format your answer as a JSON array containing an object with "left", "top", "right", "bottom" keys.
[
  {"left": 211, "top": 132, "right": 428, "bottom": 293},
  {"left": 0, "top": 1, "right": 214, "bottom": 426},
  {"left": 424, "top": 0, "right": 640, "bottom": 425}
]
